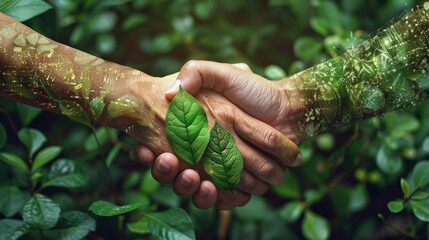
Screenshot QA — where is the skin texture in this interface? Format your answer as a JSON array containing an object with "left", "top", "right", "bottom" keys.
[
  {"left": 137, "top": 4, "right": 429, "bottom": 209},
  {"left": 0, "top": 13, "right": 299, "bottom": 210}
]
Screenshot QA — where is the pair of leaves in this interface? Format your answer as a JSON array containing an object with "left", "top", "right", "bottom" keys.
[{"left": 165, "top": 87, "right": 243, "bottom": 190}]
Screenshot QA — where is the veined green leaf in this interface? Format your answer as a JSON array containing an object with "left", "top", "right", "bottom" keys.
[
  {"left": 166, "top": 87, "right": 210, "bottom": 166},
  {"left": 23, "top": 194, "right": 61, "bottom": 230},
  {"left": 144, "top": 208, "right": 195, "bottom": 240},
  {"left": 202, "top": 122, "right": 243, "bottom": 190},
  {"left": 0, "top": 0, "right": 52, "bottom": 22},
  {"left": 59, "top": 101, "right": 92, "bottom": 128},
  {"left": 43, "top": 211, "right": 96, "bottom": 240},
  {"left": 0, "top": 152, "right": 28, "bottom": 171},
  {"left": 89, "top": 200, "right": 141, "bottom": 217},
  {"left": 42, "top": 171, "right": 88, "bottom": 189},
  {"left": 0, "top": 219, "right": 30, "bottom": 240},
  {"left": 90, "top": 97, "right": 105, "bottom": 121},
  {"left": 410, "top": 200, "right": 429, "bottom": 222},
  {"left": 32, "top": 146, "right": 62, "bottom": 172}
]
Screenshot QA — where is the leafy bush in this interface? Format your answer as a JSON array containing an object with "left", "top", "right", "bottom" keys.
[{"left": 1, "top": 0, "right": 428, "bottom": 239}]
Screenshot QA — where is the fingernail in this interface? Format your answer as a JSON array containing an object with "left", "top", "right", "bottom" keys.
[
  {"left": 157, "top": 159, "right": 170, "bottom": 173},
  {"left": 291, "top": 155, "right": 302, "bottom": 167},
  {"left": 164, "top": 79, "right": 181, "bottom": 94},
  {"left": 181, "top": 175, "right": 192, "bottom": 187}
]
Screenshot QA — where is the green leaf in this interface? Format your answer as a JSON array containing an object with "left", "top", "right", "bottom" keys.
[
  {"left": 410, "top": 200, "right": 429, "bottom": 222},
  {"left": 293, "top": 37, "right": 323, "bottom": 61},
  {"left": 391, "top": 114, "right": 420, "bottom": 133},
  {"left": 42, "top": 159, "right": 88, "bottom": 188},
  {"left": 302, "top": 210, "right": 330, "bottom": 240},
  {"left": 0, "top": 219, "right": 30, "bottom": 240},
  {"left": 17, "top": 103, "right": 42, "bottom": 126},
  {"left": 122, "top": 14, "right": 148, "bottom": 31},
  {"left": 234, "top": 196, "right": 273, "bottom": 222},
  {"left": 32, "top": 146, "right": 62, "bottom": 172},
  {"left": 0, "top": 0, "right": 52, "bottom": 22},
  {"left": 84, "top": 127, "right": 118, "bottom": 152},
  {"left": 145, "top": 208, "right": 195, "bottom": 240},
  {"left": 0, "top": 152, "right": 28, "bottom": 171},
  {"left": 106, "top": 143, "right": 121, "bottom": 167},
  {"left": 59, "top": 101, "right": 92, "bottom": 128},
  {"left": 140, "top": 170, "right": 161, "bottom": 195},
  {"left": 43, "top": 211, "right": 96, "bottom": 240},
  {"left": 400, "top": 178, "right": 410, "bottom": 197},
  {"left": 127, "top": 218, "right": 150, "bottom": 234},
  {"left": 411, "top": 192, "right": 429, "bottom": 201},
  {"left": 90, "top": 97, "right": 105, "bottom": 121},
  {"left": 264, "top": 65, "right": 286, "bottom": 80},
  {"left": 278, "top": 201, "right": 304, "bottom": 223},
  {"left": 271, "top": 172, "right": 301, "bottom": 199},
  {"left": 202, "top": 122, "right": 243, "bottom": 190},
  {"left": 0, "top": 186, "right": 25, "bottom": 217},
  {"left": 310, "top": 17, "right": 330, "bottom": 36},
  {"left": 422, "top": 137, "right": 429, "bottom": 153},
  {"left": 412, "top": 161, "right": 429, "bottom": 189},
  {"left": 23, "top": 194, "right": 61, "bottom": 230},
  {"left": 89, "top": 201, "right": 140, "bottom": 217},
  {"left": 0, "top": 122, "right": 6, "bottom": 149},
  {"left": 376, "top": 144, "right": 402, "bottom": 174},
  {"left": 387, "top": 200, "right": 403, "bottom": 213},
  {"left": 166, "top": 86, "right": 210, "bottom": 166},
  {"left": 18, "top": 128, "right": 46, "bottom": 158}
]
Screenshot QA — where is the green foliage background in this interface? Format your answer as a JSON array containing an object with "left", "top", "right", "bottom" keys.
[{"left": 1, "top": 0, "right": 429, "bottom": 239}]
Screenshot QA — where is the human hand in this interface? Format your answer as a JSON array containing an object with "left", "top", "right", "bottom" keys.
[{"left": 135, "top": 62, "right": 303, "bottom": 209}]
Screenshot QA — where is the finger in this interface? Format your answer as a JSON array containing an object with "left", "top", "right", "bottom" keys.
[
  {"left": 236, "top": 170, "right": 270, "bottom": 195},
  {"left": 233, "top": 110, "right": 300, "bottom": 167},
  {"left": 216, "top": 190, "right": 251, "bottom": 210},
  {"left": 192, "top": 180, "right": 217, "bottom": 209},
  {"left": 236, "top": 135, "right": 286, "bottom": 185},
  {"left": 135, "top": 144, "right": 156, "bottom": 165},
  {"left": 151, "top": 153, "right": 180, "bottom": 184},
  {"left": 232, "top": 63, "right": 252, "bottom": 72},
  {"left": 173, "top": 169, "right": 200, "bottom": 198}
]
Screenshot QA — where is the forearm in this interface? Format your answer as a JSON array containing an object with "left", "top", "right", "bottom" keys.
[
  {"left": 0, "top": 13, "right": 159, "bottom": 130},
  {"left": 284, "top": 5, "right": 429, "bottom": 137}
]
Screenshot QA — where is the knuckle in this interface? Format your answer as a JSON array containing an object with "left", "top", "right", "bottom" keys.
[
  {"left": 263, "top": 130, "right": 281, "bottom": 148},
  {"left": 258, "top": 161, "right": 278, "bottom": 181}
]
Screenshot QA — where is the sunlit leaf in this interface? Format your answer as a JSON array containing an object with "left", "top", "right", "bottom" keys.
[
  {"left": 32, "top": 146, "right": 62, "bottom": 172},
  {"left": 144, "top": 208, "right": 195, "bottom": 240},
  {"left": 89, "top": 201, "right": 140, "bottom": 217},
  {"left": 18, "top": 128, "right": 46, "bottom": 158},
  {"left": 166, "top": 87, "right": 210, "bottom": 166},
  {"left": 0, "top": 152, "right": 28, "bottom": 171},
  {"left": 387, "top": 200, "right": 403, "bottom": 213},
  {"left": 23, "top": 194, "right": 61, "bottom": 230}
]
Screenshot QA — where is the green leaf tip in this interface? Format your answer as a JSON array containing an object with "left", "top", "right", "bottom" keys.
[
  {"left": 165, "top": 86, "right": 210, "bottom": 166},
  {"left": 202, "top": 122, "right": 243, "bottom": 190}
]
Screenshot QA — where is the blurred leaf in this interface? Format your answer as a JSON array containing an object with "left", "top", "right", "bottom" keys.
[
  {"left": 234, "top": 196, "right": 273, "bottom": 221},
  {"left": 412, "top": 161, "right": 429, "bottom": 189},
  {"left": 391, "top": 114, "right": 420, "bottom": 134},
  {"left": 23, "top": 194, "right": 61, "bottom": 230},
  {"left": 43, "top": 211, "right": 96, "bottom": 240},
  {"left": 376, "top": 144, "right": 402, "bottom": 174},
  {"left": 106, "top": 143, "right": 121, "bottom": 167},
  {"left": 32, "top": 146, "right": 62, "bottom": 172},
  {"left": 422, "top": 137, "right": 429, "bottom": 153},
  {"left": 271, "top": 172, "right": 301, "bottom": 199},
  {"left": 265, "top": 65, "right": 287, "bottom": 80},
  {"left": 84, "top": 127, "right": 118, "bottom": 152},
  {"left": 302, "top": 210, "right": 330, "bottom": 240},
  {"left": 89, "top": 200, "right": 140, "bottom": 217},
  {"left": 18, "top": 128, "right": 46, "bottom": 158},
  {"left": 122, "top": 14, "right": 148, "bottom": 31},
  {"left": 43, "top": 170, "right": 88, "bottom": 189},
  {"left": 401, "top": 178, "right": 410, "bottom": 197},
  {"left": 410, "top": 200, "right": 429, "bottom": 222},
  {"left": 304, "top": 189, "right": 324, "bottom": 203},
  {"left": 152, "top": 187, "right": 182, "bottom": 208},
  {"left": 0, "top": 186, "right": 25, "bottom": 217},
  {"left": 387, "top": 200, "right": 403, "bottom": 213},
  {"left": 294, "top": 37, "right": 323, "bottom": 61},
  {"left": 0, "top": 219, "right": 29, "bottom": 240},
  {"left": 348, "top": 184, "right": 369, "bottom": 212},
  {"left": 127, "top": 218, "right": 150, "bottom": 234},
  {"left": 0, "top": 0, "right": 52, "bottom": 22},
  {"left": 412, "top": 192, "right": 429, "bottom": 201},
  {"left": 0, "top": 122, "right": 5, "bottom": 150},
  {"left": 47, "top": 159, "right": 75, "bottom": 178},
  {"left": 96, "top": 34, "right": 116, "bottom": 55},
  {"left": 278, "top": 201, "right": 304, "bottom": 223},
  {"left": 0, "top": 152, "right": 28, "bottom": 171},
  {"left": 194, "top": 0, "right": 216, "bottom": 20},
  {"left": 316, "top": 133, "right": 335, "bottom": 151},
  {"left": 172, "top": 15, "right": 194, "bottom": 34},
  {"left": 17, "top": 103, "right": 42, "bottom": 126},
  {"left": 144, "top": 208, "right": 195, "bottom": 240},
  {"left": 310, "top": 17, "right": 330, "bottom": 36},
  {"left": 87, "top": 11, "right": 117, "bottom": 33},
  {"left": 140, "top": 170, "right": 161, "bottom": 195}
]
